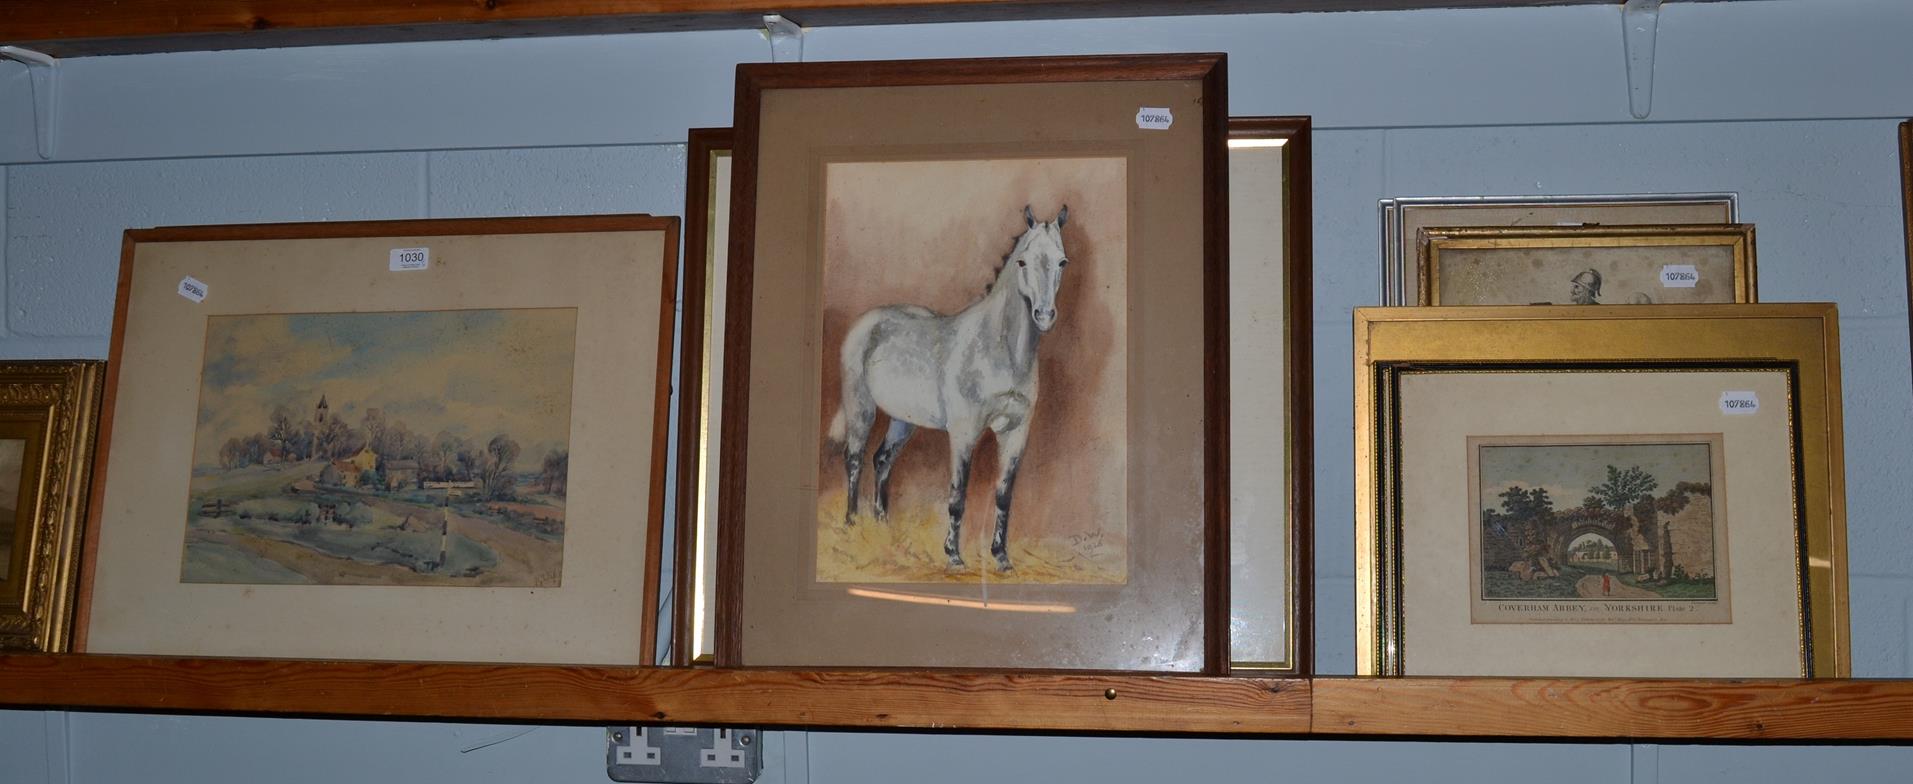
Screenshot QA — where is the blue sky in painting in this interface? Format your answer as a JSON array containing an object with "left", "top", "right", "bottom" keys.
[{"left": 192, "top": 308, "right": 577, "bottom": 469}]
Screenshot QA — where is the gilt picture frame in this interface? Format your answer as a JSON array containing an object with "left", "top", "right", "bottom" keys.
[
  {"left": 1355, "top": 304, "right": 1848, "bottom": 677},
  {"left": 718, "top": 54, "right": 1228, "bottom": 672},
  {"left": 1380, "top": 194, "right": 1738, "bottom": 306},
  {"left": 680, "top": 116, "right": 1309, "bottom": 674},
  {"left": 76, "top": 216, "right": 681, "bottom": 665},
  {"left": 1417, "top": 224, "right": 1757, "bottom": 307},
  {"left": 0, "top": 361, "right": 103, "bottom": 652}
]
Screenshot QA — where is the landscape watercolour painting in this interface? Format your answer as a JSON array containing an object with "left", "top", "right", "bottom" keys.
[
  {"left": 816, "top": 157, "right": 1129, "bottom": 585},
  {"left": 1468, "top": 434, "right": 1731, "bottom": 624},
  {"left": 182, "top": 309, "right": 577, "bottom": 587}
]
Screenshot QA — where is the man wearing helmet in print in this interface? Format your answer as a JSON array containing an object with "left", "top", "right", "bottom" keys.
[{"left": 1569, "top": 268, "right": 1603, "bottom": 305}]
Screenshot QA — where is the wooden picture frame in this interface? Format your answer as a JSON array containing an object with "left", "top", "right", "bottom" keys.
[
  {"left": 1355, "top": 304, "right": 1849, "bottom": 678},
  {"left": 1222, "top": 117, "right": 1312, "bottom": 675},
  {"left": 717, "top": 54, "right": 1228, "bottom": 672},
  {"left": 1417, "top": 224, "right": 1757, "bottom": 307},
  {"left": 76, "top": 216, "right": 681, "bottom": 665},
  {"left": 1900, "top": 120, "right": 1913, "bottom": 377},
  {"left": 675, "top": 117, "right": 1311, "bottom": 673},
  {"left": 1379, "top": 194, "right": 1738, "bottom": 306},
  {"left": 672, "top": 127, "right": 733, "bottom": 666},
  {"left": 0, "top": 361, "right": 103, "bottom": 652}
]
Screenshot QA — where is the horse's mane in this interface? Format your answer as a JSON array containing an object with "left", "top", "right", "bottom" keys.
[{"left": 981, "top": 230, "right": 1027, "bottom": 296}]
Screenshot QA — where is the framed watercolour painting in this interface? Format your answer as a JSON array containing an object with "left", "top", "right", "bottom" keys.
[
  {"left": 1355, "top": 304, "right": 1848, "bottom": 677},
  {"left": 1379, "top": 194, "right": 1737, "bottom": 305},
  {"left": 677, "top": 117, "right": 1311, "bottom": 674},
  {"left": 76, "top": 215, "right": 680, "bottom": 665},
  {"left": 718, "top": 54, "right": 1228, "bottom": 672},
  {"left": 0, "top": 361, "right": 103, "bottom": 652},
  {"left": 1417, "top": 224, "right": 1756, "bottom": 306}
]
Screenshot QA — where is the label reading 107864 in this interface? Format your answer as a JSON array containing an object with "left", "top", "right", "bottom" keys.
[
  {"left": 389, "top": 247, "right": 430, "bottom": 271},
  {"left": 1660, "top": 264, "right": 1699, "bottom": 288}
]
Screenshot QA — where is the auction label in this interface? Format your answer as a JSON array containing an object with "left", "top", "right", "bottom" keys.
[
  {"left": 177, "top": 275, "right": 208, "bottom": 303},
  {"left": 390, "top": 247, "right": 430, "bottom": 271},
  {"left": 1135, "top": 107, "right": 1173, "bottom": 130},
  {"left": 1660, "top": 264, "right": 1700, "bottom": 288},
  {"left": 1719, "top": 390, "right": 1759, "bottom": 415}
]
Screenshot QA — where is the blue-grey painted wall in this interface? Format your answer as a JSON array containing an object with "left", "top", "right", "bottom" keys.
[{"left": 3, "top": 1, "right": 1912, "bottom": 780}]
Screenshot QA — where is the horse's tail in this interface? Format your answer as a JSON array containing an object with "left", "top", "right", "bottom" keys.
[{"left": 825, "top": 408, "right": 847, "bottom": 445}]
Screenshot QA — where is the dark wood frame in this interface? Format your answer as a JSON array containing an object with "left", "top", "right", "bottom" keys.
[
  {"left": 672, "top": 127, "right": 733, "bottom": 666},
  {"left": 716, "top": 54, "right": 1230, "bottom": 673},
  {"left": 674, "top": 119, "right": 1309, "bottom": 673},
  {"left": 1223, "top": 116, "right": 1313, "bottom": 675},
  {"left": 1901, "top": 120, "right": 1913, "bottom": 381},
  {"left": 74, "top": 215, "right": 682, "bottom": 664}
]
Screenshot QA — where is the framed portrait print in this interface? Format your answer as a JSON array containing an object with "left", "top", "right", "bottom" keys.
[
  {"left": 1355, "top": 304, "right": 1849, "bottom": 678},
  {"left": 76, "top": 215, "right": 680, "bottom": 665},
  {"left": 1417, "top": 224, "right": 1757, "bottom": 306},
  {"left": 1380, "top": 194, "right": 1738, "bottom": 305},
  {"left": 677, "top": 117, "right": 1311, "bottom": 674},
  {"left": 0, "top": 361, "right": 103, "bottom": 652},
  {"left": 718, "top": 54, "right": 1228, "bottom": 672}
]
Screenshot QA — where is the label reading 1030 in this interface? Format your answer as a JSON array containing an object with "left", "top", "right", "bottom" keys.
[{"left": 390, "top": 247, "right": 430, "bottom": 271}]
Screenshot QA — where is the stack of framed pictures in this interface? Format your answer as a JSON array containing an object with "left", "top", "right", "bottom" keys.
[
  {"left": 1379, "top": 194, "right": 1740, "bottom": 306},
  {"left": 73, "top": 216, "right": 681, "bottom": 665},
  {"left": 1362, "top": 192, "right": 1850, "bottom": 678}
]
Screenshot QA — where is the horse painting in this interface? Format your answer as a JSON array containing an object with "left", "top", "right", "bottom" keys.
[{"left": 826, "top": 205, "right": 1070, "bottom": 572}]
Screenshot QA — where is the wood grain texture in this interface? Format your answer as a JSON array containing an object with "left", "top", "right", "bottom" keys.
[
  {"left": 0, "top": 655, "right": 1309, "bottom": 733},
  {"left": 4, "top": 0, "right": 1639, "bottom": 57},
  {"left": 1314, "top": 677, "right": 1913, "bottom": 740}
]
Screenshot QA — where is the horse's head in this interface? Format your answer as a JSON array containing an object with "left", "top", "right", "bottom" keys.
[{"left": 1010, "top": 204, "right": 1070, "bottom": 333}]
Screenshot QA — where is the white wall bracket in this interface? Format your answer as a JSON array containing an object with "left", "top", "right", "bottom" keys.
[
  {"left": 0, "top": 46, "right": 58, "bottom": 160},
  {"left": 1621, "top": 0, "right": 1662, "bottom": 120},
  {"left": 764, "top": 14, "right": 805, "bottom": 63}
]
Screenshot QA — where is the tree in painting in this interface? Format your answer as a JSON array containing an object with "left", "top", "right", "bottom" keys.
[{"left": 182, "top": 309, "right": 576, "bottom": 587}]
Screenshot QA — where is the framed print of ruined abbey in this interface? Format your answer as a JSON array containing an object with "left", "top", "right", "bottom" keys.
[
  {"left": 1355, "top": 304, "right": 1849, "bottom": 678},
  {"left": 717, "top": 54, "right": 1229, "bottom": 672},
  {"left": 75, "top": 216, "right": 679, "bottom": 665}
]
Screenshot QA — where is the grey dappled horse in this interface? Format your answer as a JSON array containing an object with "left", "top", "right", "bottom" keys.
[{"left": 826, "top": 205, "right": 1070, "bottom": 572}]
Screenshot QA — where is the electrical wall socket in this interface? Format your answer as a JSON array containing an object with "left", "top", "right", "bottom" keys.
[{"left": 607, "top": 727, "right": 761, "bottom": 784}]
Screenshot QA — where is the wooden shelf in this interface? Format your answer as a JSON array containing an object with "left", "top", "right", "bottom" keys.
[
  {"left": 6, "top": 0, "right": 1625, "bottom": 57},
  {"left": 6, "top": 654, "right": 1913, "bottom": 740}
]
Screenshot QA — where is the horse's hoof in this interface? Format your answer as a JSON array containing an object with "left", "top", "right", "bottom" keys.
[
  {"left": 946, "top": 554, "right": 966, "bottom": 568},
  {"left": 995, "top": 558, "right": 1014, "bottom": 574}
]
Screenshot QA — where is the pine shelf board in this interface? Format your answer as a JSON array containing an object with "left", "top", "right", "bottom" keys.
[{"left": 6, "top": 654, "right": 1913, "bottom": 740}]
